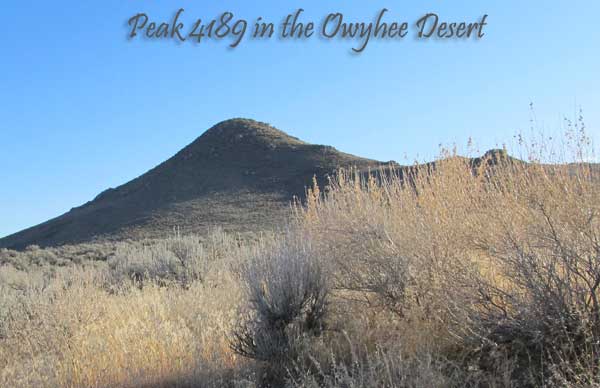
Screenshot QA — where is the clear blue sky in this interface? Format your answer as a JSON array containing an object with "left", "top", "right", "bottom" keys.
[{"left": 1, "top": 0, "right": 599, "bottom": 238}]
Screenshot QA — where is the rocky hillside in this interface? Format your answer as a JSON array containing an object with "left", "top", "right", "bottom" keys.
[{"left": 0, "top": 119, "right": 384, "bottom": 249}]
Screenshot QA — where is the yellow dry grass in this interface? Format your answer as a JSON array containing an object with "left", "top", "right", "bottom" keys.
[
  {"left": 296, "top": 149, "right": 600, "bottom": 359},
  {"left": 1, "top": 125, "right": 598, "bottom": 387},
  {"left": 0, "top": 259, "right": 243, "bottom": 388}
]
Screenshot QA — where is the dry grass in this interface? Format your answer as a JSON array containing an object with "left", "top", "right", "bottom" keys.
[
  {"left": 1, "top": 124, "right": 599, "bottom": 387},
  {"left": 289, "top": 128, "right": 600, "bottom": 385},
  {"left": 0, "top": 230, "right": 249, "bottom": 388}
]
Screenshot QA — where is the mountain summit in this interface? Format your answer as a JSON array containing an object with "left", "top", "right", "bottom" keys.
[{"left": 0, "top": 119, "right": 381, "bottom": 249}]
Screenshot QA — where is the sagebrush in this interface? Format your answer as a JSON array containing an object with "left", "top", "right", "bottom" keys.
[{"left": 1, "top": 126, "right": 599, "bottom": 387}]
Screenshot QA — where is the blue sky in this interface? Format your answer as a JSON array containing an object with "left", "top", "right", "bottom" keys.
[{"left": 1, "top": 0, "right": 599, "bottom": 238}]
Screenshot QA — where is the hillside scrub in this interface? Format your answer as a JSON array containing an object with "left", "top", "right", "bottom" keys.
[
  {"left": 0, "top": 229, "right": 251, "bottom": 388},
  {"left": 1, "top": 127, "right": 599, "bottom": 387},
  {"left": 291, "top": 133, "right": 599, "bottom": 386}
]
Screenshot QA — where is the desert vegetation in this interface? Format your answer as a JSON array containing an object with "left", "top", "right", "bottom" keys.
[{"left": 1, "top": 124, "right": 599, "bottom": 387}]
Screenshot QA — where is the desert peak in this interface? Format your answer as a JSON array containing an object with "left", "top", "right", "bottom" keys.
[{"left": 199, "top": 118, "right": 306, "bottom": 147}]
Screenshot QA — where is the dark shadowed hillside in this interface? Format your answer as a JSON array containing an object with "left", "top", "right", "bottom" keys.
[
  {"left": 0, "top": 119, "right": 385, "bottom": 249},
  {"left": 3, "top": 119, "right": 597, "bottom": 250}
]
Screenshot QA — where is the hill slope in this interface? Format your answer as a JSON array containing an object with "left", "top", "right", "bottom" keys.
[{"left": 0, "top": 119, "right": 384, "bottom": 249}]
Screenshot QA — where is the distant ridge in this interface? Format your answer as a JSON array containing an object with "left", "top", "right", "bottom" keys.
[{"left": 0, "top": 119, "right": 383, "bottom": 249}]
